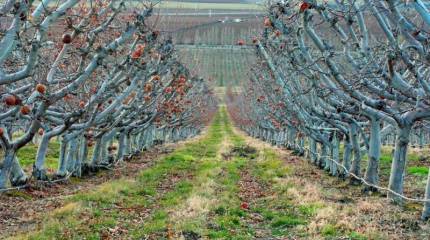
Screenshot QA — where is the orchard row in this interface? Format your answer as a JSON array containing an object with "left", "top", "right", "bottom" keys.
[
  {"left": 228, "top": 0, "right": 430, "bottom": 220},
  {"left": 0, "top": 1, "right": 216, "bottom": 188}
]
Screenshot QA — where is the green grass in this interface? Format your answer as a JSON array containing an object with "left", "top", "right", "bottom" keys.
[
  {"left": 321, "top": 224, "right": 338, "bottom": 236},
  {"left": 17, "top": 141, "right": 61, "bottom": 170},
  {"left": 298, "top": 203, "right": 323, "bottom": 217},
  {"left": 10, "top": 107, "right": 423, "bottom": 239},
  {"left": 349, "top": 231, "right": 369, "bottom": 240},
  {"left": 248, "top": 148, "right": 309, "bottom": 237},
  {"left": 252, "top": 148, "right": 289, "bottom": 182},
  {"left": 205, "top": 154, "right": 251, "bottom": 238},
  {"left": 206, "top": 150, "right": 254, "bottom": 239},
  {"left": 407, "top": 166, "right": 429, "bottom": 176},
  {"left": 17, "top": 106, "right": 310, "bottom": 239},
  {"left": 164, "top": 107, "right": 256, "bottom": 238},
  {"left": 21, "top": 108, "right": 226, "bottom": 239}
]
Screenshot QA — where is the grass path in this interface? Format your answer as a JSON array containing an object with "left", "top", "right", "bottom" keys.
[{"left": 8, "top": 107, "right": 430, "bottom": 239}]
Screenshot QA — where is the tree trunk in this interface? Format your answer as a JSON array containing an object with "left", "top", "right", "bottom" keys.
[
  {"left": 421, "top": 167, "right": 430, "bottom": 220},
  {"left": 364, "top": 118, "right": 381, "bottom": 190},
  {"left": 10, "top": 157, "right": 28, "bottom": 186},
  {"left": 57, "top": 138, "right": 69, "bottom": 177},
  {"left": 419, "top": 128, "right": 424, "bottom": 149},
  {"left": 147, "top": 127, "right": 154, "bottom": 148},
  {"left": 289, "top": 128, "right": 297, "bottom": 149},
  {"left": 0, "top": 149, "right": 18, "bottom": 188},
  {"left": 91, "top": 136, "right": 103, "bottom": 166},
  {"left": 79, "top": 137, "right": 89, "bottom": 165},
  {"left": 33, "top": 134, "right": 51, "bottom": 180},
  {"left": 100, "top": 135, "right": 109, "bottom": 164},
  {"left": 323, "top": 143, "right": 331, "bottom": 171},
  {"left": 321, "top": 143, "right": 329, "bottom": 169},
  {"left": 117, "top": 131, "right": 126, "bottom": 161},
  {"left": 350, "top": 122, "right": 361, "bottom": 183},
  {"left": 138, "top": 132, "right": 145, "bottom": 150},
  {"left": 342, "top": 139, "right": 352, "bottom": 177},
  {"left": 73, "top": 137, "right": 85, "bottom": 177},
  {"left": 331, "top": 133, "right": 339, "bottom": 176},
  {"left": 66, "top": 138, "right": 78, "bottom": 173},
  {"left": 124, "top": 133, "right": 131, "bottom": 158},
  {"left": 310, "top": 138, "right": 317, "bottom": 164},
  {"left": 388, "top": 125, "right": 412, "bottom": 204},
  {"left": 298, "top": 137, "right": 305, "bottom": 156}
]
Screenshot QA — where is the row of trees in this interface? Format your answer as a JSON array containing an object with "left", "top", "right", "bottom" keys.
[
  {"left": 228, "top": 0, "right": 430, "bottom": 219},
  {"left": 0, "top": 1, "right": 216, "bottom": 189}
]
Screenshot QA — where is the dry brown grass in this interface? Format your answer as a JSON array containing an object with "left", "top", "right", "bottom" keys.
[
  {"left": 171, "top": 178, "right": 219, "bottom": 222},
  {"left": 230, "top": 124, "right": 430, "bottom": 240}
]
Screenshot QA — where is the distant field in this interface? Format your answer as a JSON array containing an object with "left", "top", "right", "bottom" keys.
[
  {"left": 151, "top": 15, "right": 263, "bottom": 45},
  {"left": 155, "top": 1, "right": 264, "bottom": 10},
  {"left": 177, "top": 46, "right": 257, "bottom": 86}
]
